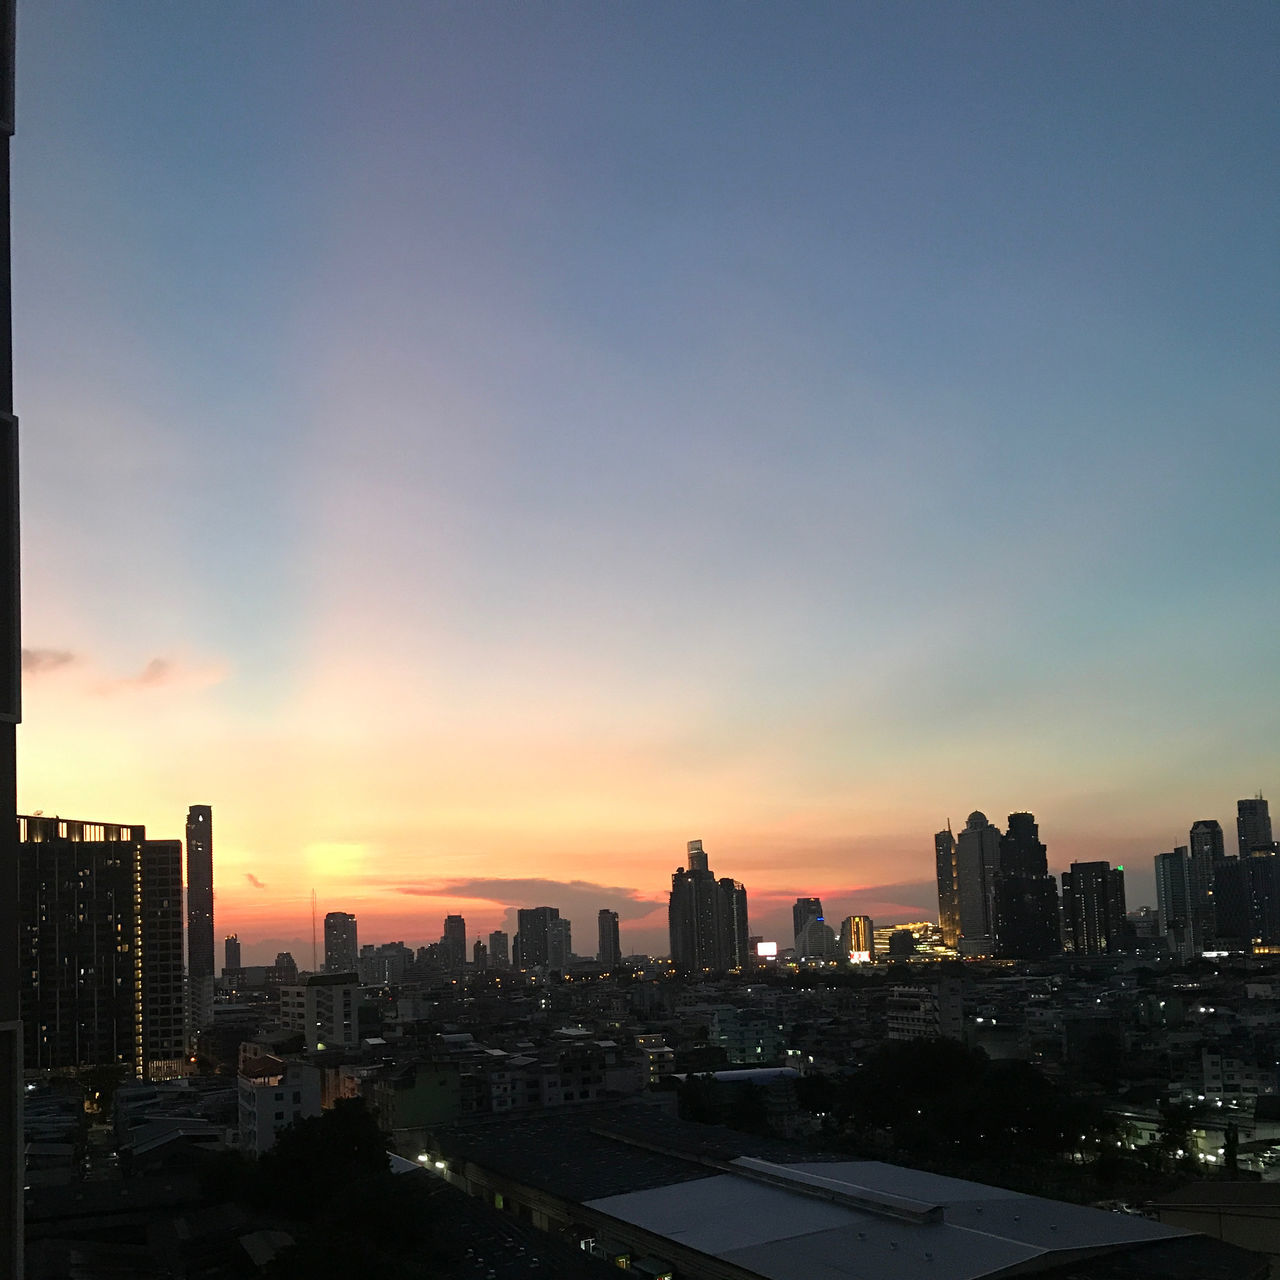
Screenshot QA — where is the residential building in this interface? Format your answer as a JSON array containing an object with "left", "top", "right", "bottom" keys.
[
  {"left": 1239, "top": 795, "right": 1274, "bottom": 857},
  {"left": 223, "top": 933, "right": 241, "bottom": 974},
  {"left": 279, "top": 971, "right": 364, "bottom": 1052},
  {"left": 442, "top": 914, "right": 467, "bottom": 973},
  {"left": 935, "top": 825, "right": 959, "bottom": 947},
  {"left": 516, "top": 907, "right": 560, "bottom": 968},
  {"left": 323, "top": 911, "right": 358, "bottom": 973},
  {"left": 1189, "top": 819, "right": 1224, "bottom": 946},
  {"left": 1155, "top": 846, "right": 1192, "bottom": 935},
  {"left": 598, "top": 909, "right": 621, "bottom": 967},
  {"left": 237, "top": 1052, "right": 322, "bottom": 1156},
  {"left": 1061, "top": 861, "right": 1127, "bottom": 956},
  {"left": 669, "top": 841, "right": 749, "bottom": 973},
  {"left": 955, "top": 811, "right": 1001, "bottom": 956},
  {"left": 184, "top": 805, "right": 214, "bottom": 1036},
  {"left": 488, "top": 930, "right": 509, "bottom": 967},
  {"left": 548, "top": 917, "right": 573, "bottom": 968}
]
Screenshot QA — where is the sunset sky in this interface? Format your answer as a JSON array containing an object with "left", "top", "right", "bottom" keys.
[{"left": 13, "top": 3, "right": 1279, "bottom": 963}]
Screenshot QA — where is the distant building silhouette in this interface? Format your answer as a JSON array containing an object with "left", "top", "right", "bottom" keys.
[
  {"left": 223, "top": 933, "right": 241, "bottom": 974},
  {"left": 838, "top": 914, "right": 874, "bottom": 962},
  {"left": 956, "top": 812, "right": 1001, "bottom": 956},
  {"left": 992, "top": 812, "right": 1061, "bottom": 960},
  {"left": 323, "top": 911, "right": 358, "bottom": 973},
  {"left": 796, "top": 917, "right": 837, "bottom": 960},
  {"left": 1061, "top": 860, "right": 1127, "bottom": 956},
  {"left": 669, "top": 840, "right": 750, "bottom": 973},
  {"left": 1238, "top": 795, "right": 1274, "bottom": 857},
  {"left": 1188, "top": 819, "right": 1224, "bottom": 948},
  {"left": 488, "top": 929, "right": 509, "bottom": 967},
  {"left": 19, "top": 815, "right": 186, "bottom": 1079},
  {"left": 597, "top": 908, "right": 621, "bottom": 966},
  {"left": 1211, "top": 855, "right": 1252, "bottom": 949},
  {"left": 441, "top": 913, "right": 467, "bottom": 972},
  {"left": 1154, "top": 847, "right": 1191, "bottom": 935},
  {"left": 516, "top": 906, "right": 559, "bottom": 968},
  {"left": 934, "top": 825, "right": 959, "bottom": 948},
  {"left": 472, "top": 939, "right": 488, "bottom": 971},
  {"left": 792, "top": 897, "right": 823, "bottom": 946},
  {"left": 548, "top": 917, "right": 572, "bottom": 968},
  {"left": 185, "top": 805, "right": 214, "bottom": 1037}
]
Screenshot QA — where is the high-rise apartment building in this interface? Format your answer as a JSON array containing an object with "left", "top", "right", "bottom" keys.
[
  {"left": 19, "top": 816, "right": 186, "bottom": 1080},
  {"left": 1154, "top": 847, "right": 1191, "bottom": 935},
  {"left": 1188, "top": 819, "right": 1224, "bottom": 947},
  {"left": 224, "top": 933, "right": 242, "bottom": 973},
  {"left": 441, "top": 914, "right": 467, "bottom": 972},
  {"left": 548, "top": 917, "right": 572, "bottom": 968},
  {"left": 955, "top": 812, "right": 1001, "bottom": 956},
  {"left": 598, "top": 909, "right": 621, "bottom": 967},
  {"left": 516, "top": 907, "right": 560, "bottom": 968},
  {"left": 669, "top": 841, "right": 750, "bottom": 973},
  {"left": 1238, "top": 796, "right": 1274, "bottom": 857},
  {"left": 488, "top": 930, "right": 509, "bottom": 967},
  {"left": 185, "top": 805, "right": 213, "bottom": 980},
  {"left": 323, "top": 911, "right": 358, "bottom": 973},
  {"left": 1061, "top": 861, "right": 1127, "bottom": 956},
  {"left": 934, "top": 826, "right": 959, "bottom": 948},
  {"left": 992, "top": 812, "right": 1061, "bottom": 960}
]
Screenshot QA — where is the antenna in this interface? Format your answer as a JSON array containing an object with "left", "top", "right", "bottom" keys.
[{"left": 311, "top": 889, "right": 317, "bottom": 972}]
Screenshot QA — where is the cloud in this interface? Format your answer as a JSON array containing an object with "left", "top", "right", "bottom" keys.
[
  {"left": 245, "top": 873, "right": 268, "bottom": 890},
  {"left": 92, "top": 654, "right": 228, "bottom": 696},
  {"left": 22, "top": 648, "right": 77, "bottom": 675},
  {"left": 395, "top": 876, "right": 664, "bottom": 925}
]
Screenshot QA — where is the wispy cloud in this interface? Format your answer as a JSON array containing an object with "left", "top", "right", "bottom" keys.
[
  {"left": 246, "top": 873, "right": 267, "bottom": 890},
  {"left": 396, "top": 876, "right": 664, "bottom": 923},
  {"left": 22, "top": 648, "right": 77, "bottom": 675}
]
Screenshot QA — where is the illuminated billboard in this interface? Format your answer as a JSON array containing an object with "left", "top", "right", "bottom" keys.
[{"left": 756, "top": 941, "right": 777, "bottom": 959}]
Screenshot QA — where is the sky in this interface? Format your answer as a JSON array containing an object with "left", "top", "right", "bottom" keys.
[{"left": 11, "top": 2, "right": 1280, "bottom": 963}]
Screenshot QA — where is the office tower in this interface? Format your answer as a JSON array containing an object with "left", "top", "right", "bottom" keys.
[
  {"left": 796, "top": 917, "right": 837, "bottom": 959},
  {"left": 516, "top": 906, "right": 560, "bottom": 968},
  {"left": 1188, "top": 820, "right": 1224, "bottom": 947},
  {"left": 185, "top": 805, "right": 214, "bottom": 983},
  {"left": 442, "top": 914, "right": 467, "bottom": 972},
  {"left": 323, "top": 911, "right": 358, "bottom": 973},
  {"left": 0, "top": 13, "right": 19, "bottom": 1272},
  {"left": 1211, "top": 857, "right": 1251, "bottom": 949},
  {"left": 141, "top": 839, "right": 187, "bottom": 1077},
  {"left": 488, "top": 930, "right": 509, "bottom": 967},
  {"left": 18, "top": 816, "right": 186, "bottom": 1080},
  {"left": 548, "top": 917, "right": 572, "bottom": 968},
  {"left": 668, "top": 841, "right": 749, "bottom": 973},
  {"left": 1061, "top": 861, "right": 1127, "bottom": 956},
  {"left": 719, "top": 879, "right": 750, "bottom": 969},
  {"left": 1238, "top": 795, "right": 1274, "bottom": 856},
  {"left": 992, "top": 812, "right": 1061, "bottom": 960},
  {"left": 598, "top": 909, "right": 621, "bottom": 967},
  {"left": 955, "top": 812, "right": 1001, "bottom": 956},
  {"left": 839, "top": 915, "right": 874, "bottom": 962},
  {"left": 224, "top": 933, "right": 242, "bottom": 973},
  {"left": 935, "top": 825, "right": 960, "bottom": 948},
  {"left": 473, "top": 939, "right": 488, "bottom": 971},
  {"left": 1154, "top": 847, "right": 1191, "bottom": 935},
  {"left": 792, "top": 897, "right": 823, "bottom": 944}
]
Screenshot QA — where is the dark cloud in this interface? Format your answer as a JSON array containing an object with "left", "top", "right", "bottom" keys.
[
  {"left": 396, "top": 877, "right": 665, "bottom": 931},
  {"left": 245, "top": 873, "right": 267, "bottom": 890},
  {"left": 22, "top": 648, "right": 76, "bottom": 674}
]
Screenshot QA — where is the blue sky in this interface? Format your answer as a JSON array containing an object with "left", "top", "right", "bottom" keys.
[{"left": 12, "top": 2, "right": 1279, "bottom": 958}]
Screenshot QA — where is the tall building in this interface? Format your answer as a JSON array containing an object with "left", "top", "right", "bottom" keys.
[
  {"left": 323, "top": 911, "right": 358, "bottom": 973},
  {"left": 185, "top": 805, "right": 213, "bottom": 982},
  {"left": 472, "top": 939, "right": 488, "bottom": 971},
  {"left": 1247, "top": 850, "right": 1280, "bottom": 947},
  {"left": 18, "top": 816, "right": 186, "bottom": 1080},
  {"left": 548, "top": 917, "right": 572, "bottom": 968},
  {"left": 1238, "top": 795, "right": 1274, "bottom": 856},
  {"left": 224, "top": 933, "right": 241, "bottom": 973},
  {"left": 792, "top": 897, "right": 823, "bottom": 944},
  {"left": 992, "top": 812, "right": 1061, "bottom": 960},
  {"left": 516, "top": 906, "right": 560, "bottom": 968},
  {"left": 441, "top": 914, "right": 466, "bottom": 972},
  {"left": 955, "top": 812, "right": 1001, "bottom": 956},
  {"left": 1188, "top": 819, "right": 1224, "bottom": 947},
  {"left": 934, "top": 825, "right": 959, "bottom": 948},
  {"left": 838, "top": 915, "right": 874, "bottom": 962},
  {"left": 1154, "top": 847, "right": 1191, "bottom": 935},
  {"left": 668, "top": 841, "right": 749, "bottom": 973},
  {"left": 488, "top": 930, "right": 509, "bottom": 967},
  {"left": 1211, "top": 856, "right": 1252, "bottom": 950},
  {"left": 1061, "top": 861, "right": 1127, "bottom": 956},
  {"left": 598, "top": 909, "right": 621, "bottom": 967}
]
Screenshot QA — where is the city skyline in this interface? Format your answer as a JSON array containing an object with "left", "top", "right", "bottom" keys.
[{"left": 12, "top": 5, "right": 1280, "bottom": 963}]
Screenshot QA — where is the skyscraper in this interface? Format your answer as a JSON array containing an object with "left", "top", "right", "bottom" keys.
[
  {"left": 955, "top": 812, "right": 1001, "bottom": 956},
  {"left": 516, "top": 906, "right": 559, "bottom": 968},
  {"left": 992, "top": 812, "right": 1061, "bottom": 960},
  {"left": 792, "top": 897, "right": 823, "bottom": 944},
  {"left": 488, "top": 930, "right": 509, "bottom": 967},
  {"left": 934, "top": 825, "right": 959, "bottom": 948},
  {"left": 323, "top": 911, "right": 359, "bottom": 973},
  {"left": 224, "top": 933, "right": 242, "bottom": 973},
  {"left": 669, "top": 841, "right": 749, "bottom": 973},
  {"left": 441, "top": 914, "right": 467, "bottom": 972},
  {"left": 838, "top": 914, "right": 874, "bottom": 962},
  {"left": 1154, "top": 847, "right": 1191, "bottom": 935},
  {"left": 1188, "top": 819, "right": 1224, "bottom": 948},
  {"left": 1061, "top": 861, "right": 1127, "bottom": 956},
  {"left": 19, "top": 816, "right": 186, "bottom": 1079},
  {"left": 185, "top": 804, "right": 213, "bottom": 1040},
  {"left": 1238, "top": 795, "right": 1274, "bottom": 856},
  {"left": 598, "top": 909, "right": 621, "bottom": 967},
  {"left": 548, "top": 917, "right": 572, "bottom": 968}
]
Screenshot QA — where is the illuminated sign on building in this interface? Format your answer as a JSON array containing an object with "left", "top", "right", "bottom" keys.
[{"left": 756, "top": 941, "right": 777, "bottom": 959}]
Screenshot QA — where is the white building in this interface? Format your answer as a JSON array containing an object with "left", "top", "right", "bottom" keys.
[{"left": 237, "top": 1054, "right": 322, "bottom": 1156}]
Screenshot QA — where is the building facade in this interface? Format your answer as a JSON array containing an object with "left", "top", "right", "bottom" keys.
[
  {"left": 669, "top": 841, "right": 749, "bottom": 973},
  {"left": 598, "top": 909, "right": 621, "bottom": 967},
  {"left": 934, "top": 826, "right": 959, "bottom": 948},
  {"left": 323, "top": 911, "right": 358, "bottom": 973},
  {"left": 1061, "top": 861, "right": 1127, "bottom": 956}
]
